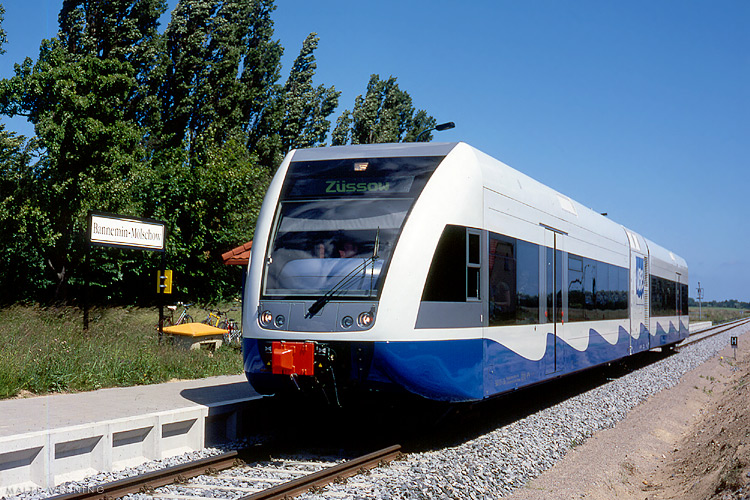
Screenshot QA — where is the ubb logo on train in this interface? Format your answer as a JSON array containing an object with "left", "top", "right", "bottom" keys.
[{"left": 635, "top": 256, "right": 645, "bottom": 301}]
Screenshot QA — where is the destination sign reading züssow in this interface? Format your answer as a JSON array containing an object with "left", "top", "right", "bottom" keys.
[{"left": 89, "top": 213, "right": 166, "bottom": 251}]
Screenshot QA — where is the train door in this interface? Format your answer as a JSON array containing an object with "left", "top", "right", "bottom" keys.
[
  {"left": 627, "top": 230, "right": 649, "bottom": 353},
  {"left": 544, "top": 227, "right": 565, "bottom": 374},
  {"left": 676, "top": 272, "right": 687, "bottom": 339},
  {"left": 644, "top": 254, "right": 650, "bottom": 342}
]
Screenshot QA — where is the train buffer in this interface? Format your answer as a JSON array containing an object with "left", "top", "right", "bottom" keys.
[{"left": 163, "top": 323, "right": 228, "bottom": 351}]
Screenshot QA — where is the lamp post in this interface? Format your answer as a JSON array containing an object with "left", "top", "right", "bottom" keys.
[{"left": 415, "top": 121, "right": 455, "bottom": 142}]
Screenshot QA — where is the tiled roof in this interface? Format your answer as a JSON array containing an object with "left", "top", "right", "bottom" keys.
[{"left": 221, "top": 241, "right": 252, "bottom": 265}]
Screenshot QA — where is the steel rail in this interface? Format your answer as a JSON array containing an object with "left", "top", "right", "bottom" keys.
[
  {"left": 45, "top": 444, "right": 402, "bottom": 500},
  {"left": 239, "top": 444, "right": 403, "bottom": 500},
  {"left": 47, "top": 450, "right": 245, "bottom": 500},
  {"left": 679, "top": 317, "right": 750, "bottom": 349}
]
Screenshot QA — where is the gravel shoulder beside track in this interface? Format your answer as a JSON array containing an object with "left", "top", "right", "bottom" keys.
[{"left": 507, "top": 325, "right": 750, "bottom": 500}]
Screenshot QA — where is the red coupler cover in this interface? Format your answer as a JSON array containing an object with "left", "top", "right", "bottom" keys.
[{"left": 271, "top": 341, "right": 315, "bottom": 376}]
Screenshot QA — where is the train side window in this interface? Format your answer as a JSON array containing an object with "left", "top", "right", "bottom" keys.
[
  {"left": 666, "top": 279, "right": 676, "bottom": 316},
  {"left": 650, "top": 275, "right": 661, "bottom": 316},
  {"left": 650, "top": 274, "right": 680, "bottom": 317},
  {"left": 516, "top": 240, "right": 540, "bottom": 324},
  {"left": 594, "top": 262, "right": 610, "bottom": 313},
  {"left": 583, "top": 257, "right": 597, "bottom": 318},
  {"left": 421, "top": 225, "right": 466, "bottom": 302},
  {"left": 489, "top": 234, "right": 540, "bottom": 326},
  {"left": 489, "top": 234, "right": 515, "bottom": 324},
  {"left": 467, "top": 230, "right": 481, "bottom": 300},
  {"left": 617, "top": 266, "right": 629, "bottom": 317},
  {"left": 468, "top": 232, "right": 480, "bottom": 265},
  {"left": 566, "top": 258, "right": 628, "bottom": 321},
  {"left": 567, "top": 255, "right": 584, "bottom": 322},
  {"left": 681, "top": 283, "right": 689, "bottom": 315}
]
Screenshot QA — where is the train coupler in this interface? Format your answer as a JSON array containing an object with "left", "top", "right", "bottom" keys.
[{"left": 271, "top": 341, "right": 315, "bottom": 376}]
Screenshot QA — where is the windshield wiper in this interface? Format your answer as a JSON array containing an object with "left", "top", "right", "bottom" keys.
[
  {"left": 305, "top": 229, "right": 380, "bottom": 319},
  {"left": 305, "top": 256, "right": 377, "bottom": 318}
]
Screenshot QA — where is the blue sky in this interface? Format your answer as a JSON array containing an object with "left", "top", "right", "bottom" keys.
[{"left": 1, "top": 1, "right": 748, "bottom": 301}]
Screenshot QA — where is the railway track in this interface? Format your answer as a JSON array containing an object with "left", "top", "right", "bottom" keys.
[
  {"left": 48, "top": 445, "right": 402, "bottom": 500},
  {"left": 679, "top": 317, "right": 750, "bottom": 348}
]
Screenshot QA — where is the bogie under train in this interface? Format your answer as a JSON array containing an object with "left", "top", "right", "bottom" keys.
[{"left": 242, "top": 142, "right": 688, "bottom": 402}]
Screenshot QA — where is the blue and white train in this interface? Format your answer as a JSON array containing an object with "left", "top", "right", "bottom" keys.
[{"left": 241, "top": 142, "right": 688, "bottom": 402}]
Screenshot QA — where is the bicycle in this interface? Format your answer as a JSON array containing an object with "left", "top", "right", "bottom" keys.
[
  {"left": 202, "top": 307, "right": 241, "bottom": 346},
  {"left": 164, "top": 302, "right": 195, "bottom": 327}
]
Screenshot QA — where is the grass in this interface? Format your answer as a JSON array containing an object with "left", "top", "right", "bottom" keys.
[
  {"left": 0, "top": 304, "right": 244, "bottom": 400},
  {"left": 689, "top": 306, "right": 749, "bottom": 325}
]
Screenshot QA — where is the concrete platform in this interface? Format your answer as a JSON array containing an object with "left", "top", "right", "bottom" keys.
[
  {"left": 0, "top": 375, "right": 261, "bottom": 495},
  {"left": 689, "top": 321, "right": 712, "bottom": 333}
]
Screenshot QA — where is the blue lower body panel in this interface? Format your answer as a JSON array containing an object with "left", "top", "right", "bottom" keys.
[
  {"left": 369, "top": 340, "right": 484, "bottom": 401},
  {"left": 243, "top": 321, "right": 689, "bottom": 402},
  {"left": 653, "top": 318, "right": 688, "bottom": 347}
]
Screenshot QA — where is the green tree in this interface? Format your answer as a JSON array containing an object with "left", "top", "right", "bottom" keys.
[
  {"left": 58, "top": 0, "right": 167, "bottom": 126},
  {"left": 254, "top": 32, "right": 340, "bottom": 170},
  {"left": 136, "top": 135, "right": 269, "bottom": 301},
  {"left": 0, "top": 3, "right": 6, "bottom": 55},
  {"left": 0, "top": 134, "right": 51, "bottom": 303},
  {"left": 0, "top": 2, "right": 50, "bottom": 302},
  {"left": 160, "top": 0, "right": 283, "bottom": 158},
  {"left": 332, "top": 74, "right": 436, "bottom": 145},
  {"left": 0, "top": 0, "right": 156, "bottom": 301}
]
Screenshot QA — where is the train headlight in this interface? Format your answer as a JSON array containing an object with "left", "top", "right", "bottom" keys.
[
  {"left": 259, "top": 310, "right": 273, "bottom": 327},
  {"left": 341, "top": 316, "right": 354, "bottom": 328},
  {"left": 274, "top": 314, "right": 286, "bottom": 328},
  {"left": 357, "top": 311, "right": 374, "bottom": 328}
]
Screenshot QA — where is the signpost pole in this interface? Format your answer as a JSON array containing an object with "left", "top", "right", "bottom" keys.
[
  {"left": 159, "top": 252, "right": 165, "bottom": 343},
  {"left": 83, "top": 212, "right": 91, "bottom": 331},
  {"left": 83, "top": 241, "right": 90, "bottom": 331}
]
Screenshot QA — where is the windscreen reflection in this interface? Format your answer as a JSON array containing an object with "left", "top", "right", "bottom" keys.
[{"left": 263, "top": 198, "right": 409, "bottom": 297}]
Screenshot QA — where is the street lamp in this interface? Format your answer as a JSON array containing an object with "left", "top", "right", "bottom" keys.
[{"left": 415, "top": 121, "right": 455, "bottom": 142}]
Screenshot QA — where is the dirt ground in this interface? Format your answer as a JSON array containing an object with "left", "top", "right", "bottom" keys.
[{"left": 507, "top": 325, "right": 750, "bottom": 500}]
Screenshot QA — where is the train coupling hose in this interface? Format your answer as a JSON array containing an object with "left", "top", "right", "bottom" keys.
[{"left": 290, "top": 373, "right": 301, "bottom": 391}]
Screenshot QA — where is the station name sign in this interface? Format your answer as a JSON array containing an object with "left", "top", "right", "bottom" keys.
[{"left": 88, "top": 212, "right": 166, "bottom": 252}]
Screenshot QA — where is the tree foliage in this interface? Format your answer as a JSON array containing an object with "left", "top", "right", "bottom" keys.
[
  {"left": 688, "top": 298, "right": 750, "bottom": 310},
  {"left": 254, "top": 32, "right": 340, "bottom": 169},
  {"left": 0, "top": 4, "right": 6, "bottom": 55},
  {"left": 332, "top": 74, "right": 435, "bottom": 145},
  {"left": 0, "top": 0, "right": 433, "bottom": 305},
  {"left": 0, "top": 31, "right": 147, "bottom": 301}
]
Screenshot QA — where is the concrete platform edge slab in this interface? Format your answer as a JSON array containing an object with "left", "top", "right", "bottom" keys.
[{"left": 0, "top": 394, "right": 260, "bottom": 495}]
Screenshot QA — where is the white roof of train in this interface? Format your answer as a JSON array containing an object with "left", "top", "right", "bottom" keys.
[{"left": 289, "top": 141, "right": 686, "bottom": 275}]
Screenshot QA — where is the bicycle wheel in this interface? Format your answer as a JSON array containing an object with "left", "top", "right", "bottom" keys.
[
  {"left": 158, "top": 316, "right": 174, "bottom": 329},
  {"left": 178, "top": 314, "right": 193, "bottom": 325},
  {"left": 226, "top": 321, "right": 241, "bottom": 346}
]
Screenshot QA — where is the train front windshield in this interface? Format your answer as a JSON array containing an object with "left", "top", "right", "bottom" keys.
[{"left": 263, "top": 155, "right": 444, "bottom": 299}]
